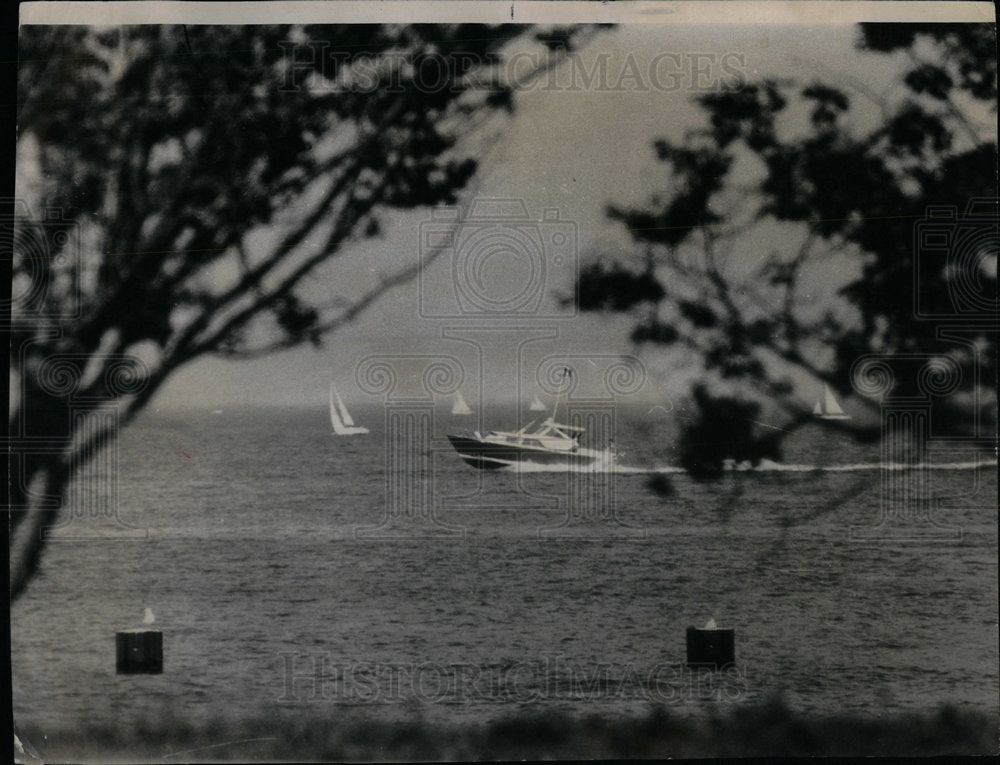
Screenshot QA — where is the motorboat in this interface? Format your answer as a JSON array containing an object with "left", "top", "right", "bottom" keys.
[{"left": 447, "top": 417, "right": 613, "bottom": 470}]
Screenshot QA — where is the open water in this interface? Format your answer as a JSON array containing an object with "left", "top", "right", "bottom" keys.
[{"left": 11, "top": 404, "right": 998, "bottom": 747}]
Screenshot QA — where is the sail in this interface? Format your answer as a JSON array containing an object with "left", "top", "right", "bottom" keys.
[
  {"left": 330, "top": 381, "right": 369, "bottom": 435},
  {"left": 823, "top": 384, "right": 846, "bottom": 416},
  {"left": 330, "top": 384, "right": 347, "bottom": 434},
  {"left": 814, "top": 384, "right": 851, "bottom": 419},
  {"left": 529, "top": 395, "right": 546, "bottom": 411},
  {"left": 334, "top": 386, "right": 355, "bottom": 426},
  {"left": 452, "top": 391, "right": 472, "bottom": 415}
]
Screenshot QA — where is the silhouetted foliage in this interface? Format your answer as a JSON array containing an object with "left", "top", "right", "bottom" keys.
[
  {"left": 575, "top": 262, "right": 665, "bottom": 311},
  {"left": 9, "top": 24, "right": 598, "bottom": 598},
  {"left": 630, "top": 319, "right": 679, "bottom": 346},
  {"left": 678, "top": 385, "right": 782, "bottom": 480},
  {"left": 645, "top": 473, "right": 675, "bottom": 498},
  {"left": 22, "top": 701, "right": 997, "bottom": 760},
  {"left": 576, "top": 23, "right": 997, "bottom": 477}
]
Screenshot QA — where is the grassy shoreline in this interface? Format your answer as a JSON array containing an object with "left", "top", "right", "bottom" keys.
[{"left": 18, "top": 700, "right": 999, "bottom": 762}]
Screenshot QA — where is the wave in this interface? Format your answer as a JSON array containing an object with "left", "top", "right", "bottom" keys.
[{"left": 508, "top": 458, "right": 996, "bottom": 475}]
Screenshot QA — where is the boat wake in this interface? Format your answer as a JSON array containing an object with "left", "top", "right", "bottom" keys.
[
  {"left": 508, "top": 454, "right": 618, "bottom": 473},
  {"left": 507, "top": 458, "right": 997, "bottom": 475}
]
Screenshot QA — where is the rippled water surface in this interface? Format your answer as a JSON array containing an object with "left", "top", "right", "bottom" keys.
[{"left": 11, "top": 405, "right": 998, "bottom": 741}]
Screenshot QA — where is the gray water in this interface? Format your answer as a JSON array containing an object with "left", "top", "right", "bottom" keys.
[{"left": 11, "top": 405, "right": 999, "bottom": 741}]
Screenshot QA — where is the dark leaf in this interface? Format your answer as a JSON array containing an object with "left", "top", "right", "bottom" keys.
[
  {"left": 576, "top": 262, "right": 666, "bottom": 312},
  {"left": 904, "top": 64, "right": 954, "bottom": 100},
  {"left": 679, "top": 300, "right": 718, "bottom": 328}
]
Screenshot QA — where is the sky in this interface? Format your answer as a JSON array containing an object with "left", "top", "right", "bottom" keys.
[{"left": 19, "top": 21, "right": 928, "bottom": 412}]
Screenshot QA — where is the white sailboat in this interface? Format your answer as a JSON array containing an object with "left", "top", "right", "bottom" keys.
[
  {"left": 451, "top": 390, "right": 473, "bottom": 416},
  {"left": 330, "top": 383, "right": 369, "bottom": 435},
  {"left": 528, "top": 394, "right": 547, "bottom": 412},
  {"left": 813, "top": 384, "right": 851, "bottom": 420}
]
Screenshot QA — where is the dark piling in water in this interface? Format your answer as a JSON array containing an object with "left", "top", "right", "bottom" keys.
[
  {"left": 115, "top": 630, "right": 163, "bottom": 674},
  {"left": 686, "top": 626, "right": 735, "bottom": 668}
]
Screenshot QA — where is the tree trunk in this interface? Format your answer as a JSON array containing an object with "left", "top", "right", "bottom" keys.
[{"left": 9, "top": 382, "right": 76, "bottom": 601}]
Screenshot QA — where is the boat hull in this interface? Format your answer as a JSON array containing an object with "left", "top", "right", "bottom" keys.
[{"left": 447, "top": 434, "right": 604, "bottom": 470}]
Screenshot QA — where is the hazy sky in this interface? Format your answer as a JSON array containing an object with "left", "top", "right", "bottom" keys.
[{"left": 52, "top": 23, "right": 920, "bottom": 411}]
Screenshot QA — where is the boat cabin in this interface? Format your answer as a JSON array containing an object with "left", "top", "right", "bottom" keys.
[{"left": 487, "top": 418, "right": 585, "bottom": 452}]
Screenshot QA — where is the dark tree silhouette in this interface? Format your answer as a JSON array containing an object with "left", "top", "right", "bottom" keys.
[
  {"left": 575, "top": 23, "right": 997, "bottom": 476},
  {"left": 8, "top": 24, "right": 599, "bottom": 598}
]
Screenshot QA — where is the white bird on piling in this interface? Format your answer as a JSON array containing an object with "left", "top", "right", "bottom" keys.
[
  {"left": 704, "top": 618, "right": 717, "bottom": 630},
  {"left": 143, "top": 608, "right": 155, "bottom": 625}
]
